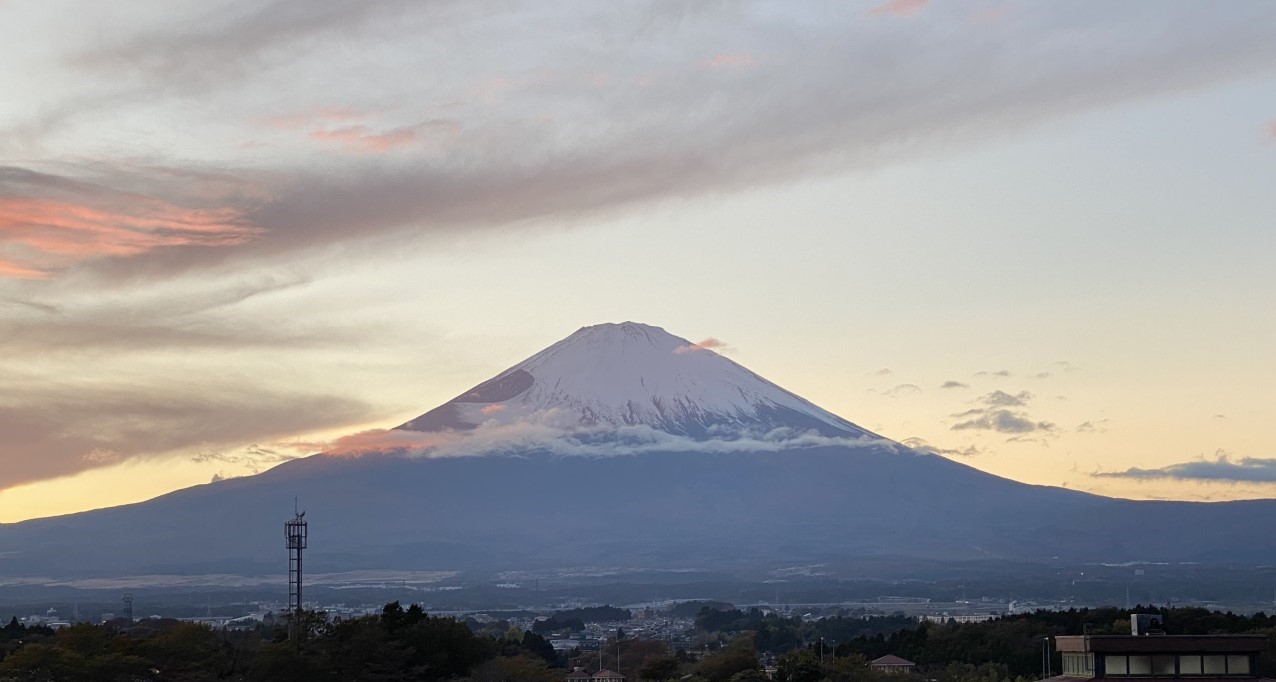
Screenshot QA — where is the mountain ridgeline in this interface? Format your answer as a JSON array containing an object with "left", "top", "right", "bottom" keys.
[{"left": 1, "top": 322, "right": 1273, "bottom": 580}]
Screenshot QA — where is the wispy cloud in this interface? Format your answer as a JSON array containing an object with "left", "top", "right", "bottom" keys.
[
  {"left": 872, "top": 383, "right": 922, "bottom": 398},
  {"left": 951, "top": 409, "right": 1054, "bottom": 433},
  {"left": 1076, "top": 419, "right": 1110, "bottom": 433},
  {"left": 675, "top": 337, "right": 733, "bottom": 354},
  {"left": 0, "top": 167, "right": 261, "bottom": 278},
  {"left": 3, "top": 3, "right": 1272, "bottom": 281},
  {"left": 0, "top": 381, "right": 373, "bottom": 490},
  {"left": 979, "top": 390, "right": 1033, "bottom": 407},
  {"left": 871, "top": 0, "right": 930, "bottom": 18},
  {"left": 1095, "top": 451, "right": 1276, "bottom": 483},
  {"left": 940, "top": 380, "right": 968, "bottom": 389},
  {"left": 901, "top": 436, "right": 981, "bottom": 458}
]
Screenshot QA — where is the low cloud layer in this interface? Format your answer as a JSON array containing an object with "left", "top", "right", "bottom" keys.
[
  {"left": 1095, "top": 451, "right": 1276, "bottom": 483},
  {"left": 323, "top": 410, "right": 897, "bottom": 461}
]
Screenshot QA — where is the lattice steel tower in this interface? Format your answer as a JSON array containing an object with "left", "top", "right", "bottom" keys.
[
  {"left": 285, "top": 502, "right": 308, "bottom": 621},
  {"left": 121, "top": 594, "right": 134, "bottom": 623}
]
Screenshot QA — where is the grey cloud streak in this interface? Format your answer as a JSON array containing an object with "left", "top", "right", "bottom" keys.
[
  {"left": 3, "top": 2, "right": 1275, "bottom": 280},
  {"left": 1095, "top": 452, "right": 1276, "bottom": 483},
  {"left": 0, "top": 381, "right": 374, "bottom": 490}
]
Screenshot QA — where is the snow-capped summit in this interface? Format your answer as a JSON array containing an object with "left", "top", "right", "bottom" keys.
[{"left": 398, "top": 322, "right": 878, "bottom": 439}]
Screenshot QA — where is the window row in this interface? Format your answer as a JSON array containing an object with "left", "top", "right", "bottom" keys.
[{"left": 1104, "top": 654, "right": 1251, "bottom": 677}]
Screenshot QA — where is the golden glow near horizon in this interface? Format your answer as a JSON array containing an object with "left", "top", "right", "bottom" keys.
[{"left": 1, "top": 2, "right": 1275, "bottom": 522}]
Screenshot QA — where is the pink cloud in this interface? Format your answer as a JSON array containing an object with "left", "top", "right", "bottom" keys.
[
  {"left": 310, "top": 125, "right": 419, "bottom": 153},
  {"left": 0, "top": 196, "right": 260, "bottom": 279},
  {"left": 0, "top": 257, "right": 49, "bottom": 279},
  {"left": 674, "top": 337, "right": 732, "bottom": 354},
  {"left": 871, "top": 0, "right": 930, "bottom": 17},
  {"left": 308, "top": 121, "right": 462, "bottom": 154},
  {"left": 1267, "top": 119, "right": 1276, "bottom": 139},
  {"left": 703, "top": 53, "right": 757, "bottom": 70},
  {"left": 480, "top": 404, "right": 507, "bottom": 416}
]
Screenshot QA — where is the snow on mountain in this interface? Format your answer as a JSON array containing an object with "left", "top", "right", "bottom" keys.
[{"left": 398, "top": 322, "right": 880, "bottom": 440}]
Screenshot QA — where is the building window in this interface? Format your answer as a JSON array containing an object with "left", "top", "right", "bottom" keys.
[
  {"left": 1107, "top": 656, "right": 1129, "bottom": 676},
  {"left": 1180, "top": 656, "right": 1203, "bottom": 675},
  {"left": 1228, "top": 656, "right": 1251, "bottom": 675},
  {"left": 1064, "top": 653, "right": 1095, "bottom": 677},
  {"left": 1204, "top": 656, "right": 1226, "bottom": 675},
  {"left": 1153, "top": 656, "right": 1176, "bottom": 676},
  {"left": 1129, "top": 656, "right": 1153, "bottom": 675}
]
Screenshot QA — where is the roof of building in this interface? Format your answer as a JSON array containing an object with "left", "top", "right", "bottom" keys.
[
  {"left": 566, "top": 669, "right": 593, "bottom": 680},
  {"left": 1055, "top": 635, "right": 1268, "bottom": 654},
  {"left": 872, "top": 655, "right": 916, "bottom": 666},
  {"left": 594, "top": 670, "right": 625, "bottom": 680}
]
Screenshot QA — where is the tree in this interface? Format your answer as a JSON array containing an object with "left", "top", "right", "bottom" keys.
[
  {"left": 697, "top": 639, "right": 759, "bottom": 682},
  {"left": 640, "top": 653, "right": 680, "bottom": 681},
  {"left": 730, "top": 671, "right": 772, "bottom": 682},
  {"left": 776, "top": 649, "right": 822, "bottom": 682}
]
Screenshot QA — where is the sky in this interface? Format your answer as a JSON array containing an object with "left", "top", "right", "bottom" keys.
[{"left": 1, "top": 0, "right": 1275, "bottom": 522}]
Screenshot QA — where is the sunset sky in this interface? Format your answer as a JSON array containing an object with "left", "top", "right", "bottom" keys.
[{"left": 2, "top": 1, "right": 1275, "bottom": 522}]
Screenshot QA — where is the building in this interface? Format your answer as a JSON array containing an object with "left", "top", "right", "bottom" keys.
[
  {"left": 566, "top": 669, "right": 593, "bottom": 682},
  {"left": 593, "top": 669, "right": 625, "bottom": 681},
  {"left": 1049, "top": 615, "right": 1272, "bottom": 682},
  {"left": 871, "top": 654, "right": 917, "bottom": 674}
]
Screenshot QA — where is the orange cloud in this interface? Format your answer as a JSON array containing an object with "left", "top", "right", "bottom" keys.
[
  {"left": 674, "top": 337, "right": 732, "bottom": 354},
  {"left": 871, "top": 0, "right": 930, "bottom": 17},
  {"left": 704, "top": 53, "right": 757, "bottom": 70},
  {"left": 480, "top": 404, "right": 507, "bottom": 416},
  {"left": 1267, "top": 119, "right": 1276, "bottom": 139},
  {"left": 0, "top": 196, "right": 260, "bottom": 278},
  {"left": 324, "top": 429, "right": 457, "bottom": 457}
]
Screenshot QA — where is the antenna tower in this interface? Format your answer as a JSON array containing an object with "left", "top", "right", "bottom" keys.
[
  {"left": 122, "top": 594, "right": 134, "bottom": 623},
  {"left": 285, "top": 499, "right": 308, "bottom": 639}
]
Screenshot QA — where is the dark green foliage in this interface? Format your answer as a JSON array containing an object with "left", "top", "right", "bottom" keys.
[
  {"left": 696, "top": 639, "right": 760, "bottom": 682},
  {"left": 670, "top": 601, "right": 736, "bottom": 619},
  {"left": 0, "top": 603, "right": 515, "bottom": 681},
  {"left": 775, "top": 648, "right": 822, "bottom": 682},
  {"left": 640, "top": 653, "right": 681, "bottom": 680}
]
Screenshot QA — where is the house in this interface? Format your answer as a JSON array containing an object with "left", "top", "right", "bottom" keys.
[
  {"left": 566, "top": 668, "right": 593, "bottom": 681},
  {"left": 871, "top": 654, "right": 917, "bottom": 674},
  {"left": 1047, "top": 614, "right": 1274, "bottom": 682},
  {"left": 594, "top": 669, "right": 625, "bottom": 681}
]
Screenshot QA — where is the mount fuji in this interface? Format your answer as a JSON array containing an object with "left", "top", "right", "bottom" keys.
[
  {"left": 399, "top": 322, "right": 876, "bottom": 440},
  {"left": 2, "top": 322, "right": 1276, "bottom": 582}
]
